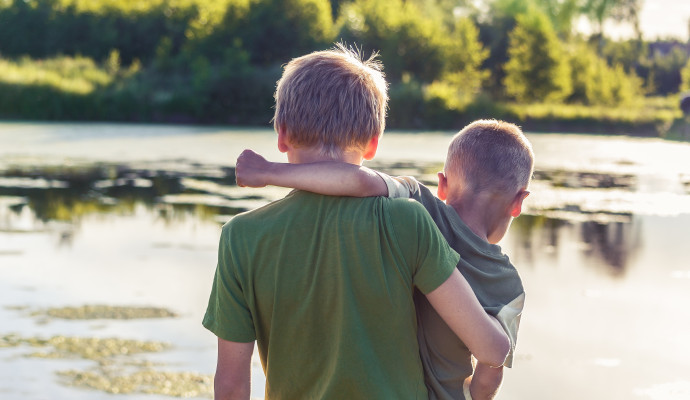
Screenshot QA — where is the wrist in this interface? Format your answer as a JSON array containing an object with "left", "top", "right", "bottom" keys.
[{"left": 261, "top": 161, "right": 283, "bottom": 186}]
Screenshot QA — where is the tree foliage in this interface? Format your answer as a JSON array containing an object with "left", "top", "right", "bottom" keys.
[
  {"left": 339, "top": 0, "right": 447, "bottom": 82},
  {"left": 681, "top": 58, "right": 690, "bottom": 93},
  {"left": 569, "top": 42, "right": 641, "bottom": 105},
  {"left": 639, "top": 45, "right": 689, "bottom": 95},
  {"left": 503, "top": 11, "right": 572, "bottom": 102},
  {"left": 0, "top": 0, "right": 685, "bottom": 129},
  {"left": 426, "top": 17, "right": 489, "bottom": 109},
  {"left": 581, "top": 0, "right": 642, "bottom": 42}
]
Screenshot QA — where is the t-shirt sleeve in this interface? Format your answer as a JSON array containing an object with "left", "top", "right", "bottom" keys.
[
  {"left": 373, "top": 171, "right": 420, "bottom": 199},
  {"left": 372, "top": 173, "right": 455, "bottom": 233},
  {"left": 496, "top": 292, "right": 525, "bottom": 368},
  {"left": 389, "top": 199, "right": 460, "bottom": 294},
  {"left": 202, "top": 223, "right": 256, "bottom": 342},
  {"left": 374, "top": 174, "right": 453, "bottom": 234}
]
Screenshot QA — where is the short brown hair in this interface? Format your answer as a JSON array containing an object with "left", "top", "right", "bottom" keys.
[
  {"left": 273, "top": 44, "right": 388, "bottom": 157},
  {"left": 445, "top": 119, "right": 534, "bottom": 194}
]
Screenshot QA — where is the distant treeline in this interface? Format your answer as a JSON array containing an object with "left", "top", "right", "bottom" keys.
[{"left": 0, "top": 0, "right": 689, "bottom": 133}]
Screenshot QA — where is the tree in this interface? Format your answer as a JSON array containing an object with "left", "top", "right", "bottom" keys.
[
  {"left": 339, "top": 0, "right": 447, "bottom": 82},
  {"left": 481, "top": 0, "right": 581, "bottom": 37},
  {"left": 681, "top": 58, "right": 690, "bottom": 92},
  {"left": 568, "top": 41, "right": 641, "bottom": 105},
  {"left": 476, "top": 0, "right": 579, "bottom": 96},
  {"left": 185, "top": 0, "right": 335, "bottom": 65},
  {"left": 582, "top": 0, "right": 642, "bottom": 50},
  {"left": 426, "top": 17, "right": 489, "bottom": 109},
  {"left": 609, "top": 0, "right": 642, "bottom": 41},
  {"left": 535, "top": 0, "right": 581, "bottom": 36},
  {"left": 503, "top": 11, "right": 571, "bottom": 102}
]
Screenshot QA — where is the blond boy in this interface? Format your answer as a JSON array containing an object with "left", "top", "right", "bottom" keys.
[
  {"left": 204, "top": 45, "right": 509, "bottom": 400},
  {"left": 235, "top": 119, "right": 533, "bottom": 399}
]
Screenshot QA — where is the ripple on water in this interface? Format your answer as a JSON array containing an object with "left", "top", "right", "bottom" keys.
[{"left": 634, "top": 381, "right": 690, "bottom": 400}]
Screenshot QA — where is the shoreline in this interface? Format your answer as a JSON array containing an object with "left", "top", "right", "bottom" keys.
[{"left": 0, "top": 117, "right": 688, "bottom": 141}]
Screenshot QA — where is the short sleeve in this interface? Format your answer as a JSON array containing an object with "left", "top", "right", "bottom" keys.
[
  {"left": 373, "top": 171, "right": 420, "bottom": 199},
  {"left": 495, "top": 292, "right": 525, "bottom": 367},
  {"left": 202, "top": 223, "right": 256, "bottom": 342},
  {"left": 389, "top": 199, "right": 459, "bottom": 294}
]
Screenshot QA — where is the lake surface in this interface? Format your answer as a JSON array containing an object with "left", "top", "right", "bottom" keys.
[{"left": 1, "top": 122, "right": 690, "bottom": 400}]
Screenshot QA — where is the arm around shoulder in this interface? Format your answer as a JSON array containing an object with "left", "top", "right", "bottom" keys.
[
  {"left": 424, "top": 269, "right": 511, "bottom": 368},
  {"left": 235, "top": 149, "right": 387, "bottom": 196},
  {"left": 214, "top": 338, "right": 254, "bottom": 400}
]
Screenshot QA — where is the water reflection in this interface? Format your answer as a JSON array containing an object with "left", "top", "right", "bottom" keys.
[
  {"left": 533, "top": 169, "right": 637, "bottom": 190},
  {"left": 580, "top": 219, "right": 641, "bottom": 275},
  {"left": 0, "top": 161, "right": 239, "bottom": 227},
  {"left": 510, "top": 210, "right": 642, "bottom": 277},
  {"left": 0, "top": 160, "right": 651, "bottom": 277}
]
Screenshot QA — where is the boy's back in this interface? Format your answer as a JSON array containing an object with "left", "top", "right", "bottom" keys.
[
  {"left": 203, "top": 190, "right": 460, "bottom": 399},
  {"left": 383, "top": 176, "right": 524, "bottom": 400}
]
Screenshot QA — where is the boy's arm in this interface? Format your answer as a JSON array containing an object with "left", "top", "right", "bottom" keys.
[
  {"left": 235, "top": 149, "right": 387, "bottom": 197},
  {"left": 425, "top": 269, "right": 511, "bottom": 369},
  {"left": 214, "top": 338, "right": 253, "bottom": 400},
  {"left": 462, "top": 289, "right": 524, "bottom": 399}
]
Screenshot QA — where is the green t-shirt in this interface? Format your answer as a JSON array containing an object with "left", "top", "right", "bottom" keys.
[
  {"left": 203, "top": 190, "right": 460, "bottom": 400},
  {"left": 378, "top": 174, "right": 525, "bottom": 400}
]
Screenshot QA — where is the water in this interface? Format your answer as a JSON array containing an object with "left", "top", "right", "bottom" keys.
[{"left": 1, "top": 122, "right": 690, "bottom": 399}]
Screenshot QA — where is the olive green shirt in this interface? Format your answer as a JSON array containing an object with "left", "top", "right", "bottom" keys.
[
  {"left": 379, "top": 174, "right": 525, "bottom": 400},
  {"left": 203, "top": 190, "right": 460, "bottom": 399}
]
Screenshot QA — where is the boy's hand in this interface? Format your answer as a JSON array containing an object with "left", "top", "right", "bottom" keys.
[{"left": 235, "top": 149, "right": 272, "bottom": 187}]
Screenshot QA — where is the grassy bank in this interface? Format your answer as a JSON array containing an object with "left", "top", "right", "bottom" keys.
[
  {"left": 501, "top": 97, "right": 683, "bottom": 136},
  {"left": 0, "top": 54, "right": 685, "bottom": 136}
]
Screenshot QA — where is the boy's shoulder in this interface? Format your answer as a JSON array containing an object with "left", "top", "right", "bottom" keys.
[{"left": 383, "top": 194, "right": 433, "bottom": 220}]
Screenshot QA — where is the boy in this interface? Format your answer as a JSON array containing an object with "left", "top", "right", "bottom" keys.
[
  {"left": 235, "top": 119, "right": 533, "bottom": 399},
  {"left": 204, "top": 45, "right": 510, "bottom": 400}
]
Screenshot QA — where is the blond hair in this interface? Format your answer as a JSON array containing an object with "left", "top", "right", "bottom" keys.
[
  {"left": 273, "top": 44, "right": 388, "bottom": 157},
  {"left": 445, "top": 120, "right": 534, "bottom": 194}
]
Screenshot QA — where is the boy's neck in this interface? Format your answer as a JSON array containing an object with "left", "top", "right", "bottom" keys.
[
  {"left": 287, "top": 147, "right": 364, "bottom": 165},
  {"left": 446, "top": 193, "right": 510, "bottom": 245}
]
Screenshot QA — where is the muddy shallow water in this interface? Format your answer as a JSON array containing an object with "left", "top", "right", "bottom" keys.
[{"left": 1, "top": 122, "right": 690, "bottom": 400}]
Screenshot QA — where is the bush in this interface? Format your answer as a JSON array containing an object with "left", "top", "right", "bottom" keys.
[
  {"left": 568, "top": 42, "right": 642, "bottom": 106},
  {"left": 0, "top": 55, "right": 113, "bottom": 119}
]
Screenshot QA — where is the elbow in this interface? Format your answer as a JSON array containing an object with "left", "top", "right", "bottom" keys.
[
  {"left": 214, "top": 376, "right": 232, "bottom": 400},
  {"left": 476, "top": 331, "right": 511, "bottom": 368},
  {"left": 214, "top": 376, "right": 249, "bottom": 400},
  {"left": 357, "top": 168, "right": 388, "bottom": 197}
]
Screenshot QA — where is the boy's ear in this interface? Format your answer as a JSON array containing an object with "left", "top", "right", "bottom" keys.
[
  {"left": 277, "top": 125, "right": 290, "bottom": 153},
  {"left": 363, "top": 135, "right": 380, "bottom": 160},
  {"left": 510, "top": 189, "right": 530, "bottom": 218},
  {"left": 437, "top": 172, "right": 448, "bottom": 201}
]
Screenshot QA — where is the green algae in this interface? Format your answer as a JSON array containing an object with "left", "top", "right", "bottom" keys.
[
  {"left": 0, "top": 334, "right": 213, "bottom": 397},
  {"left": 0, "top": 334, "right": 168, "bottom": 360},
  {"left": 32, "top": 305, "right": 178, "bottom": 320},
  {"left": 58, "top": 369, "right": 213, "bottom": 397},
  {"left": 30, "top": 336, "right": 168, "bottom": 360}
]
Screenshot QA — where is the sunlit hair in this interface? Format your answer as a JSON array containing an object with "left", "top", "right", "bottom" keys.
[
  {"left": 273, "top": 43, "right": 388, "bottom": 157},
  {"left": 445, "top": 119, "right": 534, "bottom": 194}
]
